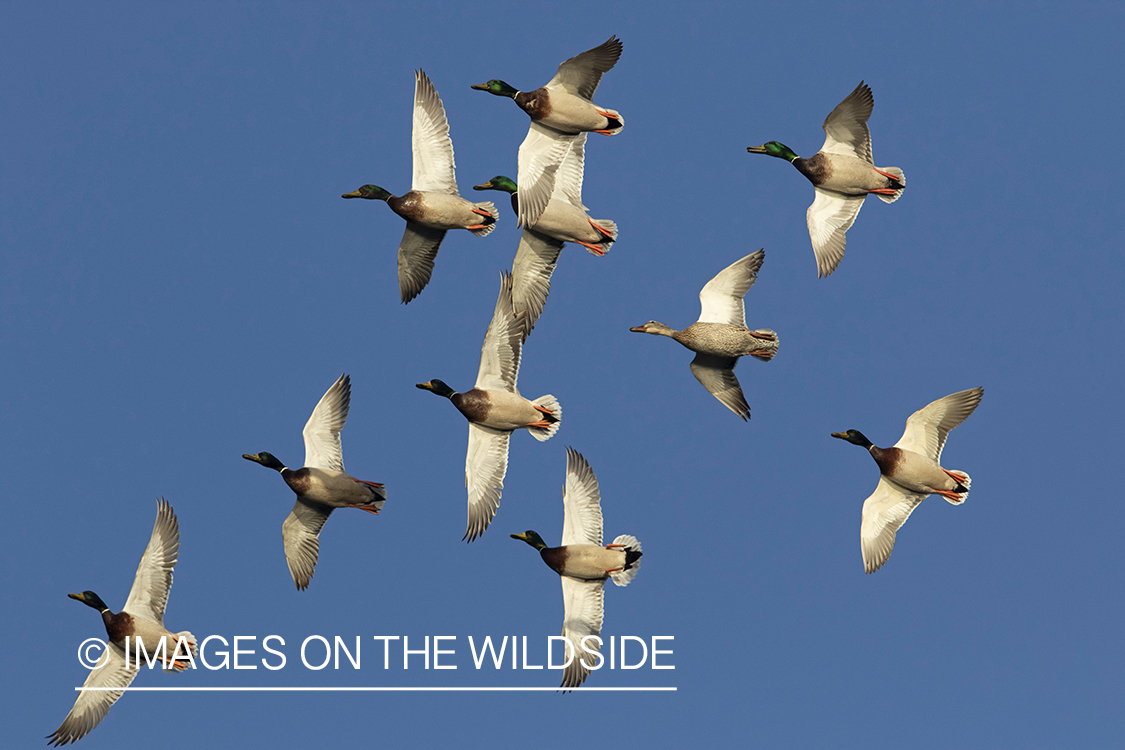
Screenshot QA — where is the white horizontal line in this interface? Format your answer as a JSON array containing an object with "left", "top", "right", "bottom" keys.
[{"left": 76, "top": 686, "right": 676, "bottom": 692}]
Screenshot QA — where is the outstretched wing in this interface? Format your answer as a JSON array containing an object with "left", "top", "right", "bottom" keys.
[
  {"left": 546, "top": 36, "right": 623, "bottom": 100},
  {"left": 302, "top": 374, "right": 350, "bottom": 471},
  {"left": 511, "top": 229, "right": 565, "bottom": 342},
  {"left": 820, "top": 81, "right": 874, "bottom": 163},
  {"left": 689, "top": 354, "right": 750, "bottom": 421},
  {"left": 807, "top": 188, "right": 864, "bottom": 278},
  {"left": 47, "top": 643, "right": 138, "bottom": 746},
  {"left": 282, "top": 498, "right": 333, "bottom": 590},
  {"left": 561, "top": 447, "right": 603, "bottom": 547},
  {"left": 517, "top": 122, "right": 575, "bottom": 228},
  {"left": 896, "top": 387, "right": 984, "bottom": 462},
  {"left": 122, "top": 498, "right": 180, "bottom": 625},
  {"left": 475, "top": 272, "right": 523, "bottom": 391},
  {"left": 860, "top": 476, "right": 927, "bottom": 574},
  {"left": 697, "top": 250, "right": 764, "bottom": 327},
  {"left": 464, "top": 423, "right": 511, "bottom": 542},
  {"left": 411, "top": 69, "right": 458, "bottom": 194},
  {"left": 397, "top": 223, "right": 447, "bottom": 304},
  {"left": 559, "top": 576, "right": 606, "bottom": 689}
]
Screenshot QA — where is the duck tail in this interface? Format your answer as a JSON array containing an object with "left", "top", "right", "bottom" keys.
[
  {"left": 875, "top": 166, "right": 905, "bottom": 203},
  {"left": 595, "top": 108, "right": 624, "bottom": 135},
  {"left": 608, "top": 534, "right": 643, "bottom": 587},
  {"left": 470, "top": 201, "right": 499, "bottom": 236},
  {"left": 528, "top": 395, "right": 562, "bottom": 442},
  {"left": 748, "top": 329, "right": 780, "bottom": 362},
  {"left": 586, "top": 219, "right": 618, "bottom": 255},
  {"left": 164, "top": 631, "right": 198, "bottom": 673},
  {"left": 356, "top": 478, "right": 388, "bottom": 509},
  {"left": 943, "top": 469, "right": 971, "bottom": 505}
]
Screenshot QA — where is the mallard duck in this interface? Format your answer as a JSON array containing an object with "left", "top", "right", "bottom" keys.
[
  {"left": 343, "top": 69, "right": 498, "bottom": 303},
  {"left": 243, "top": 373, "right": 386, "bottom": 590},
  {"left": 417, "top": 272, "right": 561, "bottom": 541},
  {"left": 832, "top": 387, "right": 984, "bottom": 573},
  {"left": 630, "top": 250, "right": 779, "bottom": 421},
  {"left": 746, "top": 81, "right": 905, "bottom": 278},
  {"left": 473, "top": 134, "right": 617, "bottom": 339},
  {"left": 49, "top": 498, "right": 196, "bottom": 746},
  {"left": 512, "top": 447, "right": 642, "bottom": 689},
  {"left": 472, "top": 36, "right": 623, "bottom": 228}
]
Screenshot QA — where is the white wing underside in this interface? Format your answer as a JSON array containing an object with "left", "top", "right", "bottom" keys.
[
  {"left": 397, "top": 223, "right": 447, "bottom": 304},
  {"left": 560, "top": 575, "right": 606, "bottom": 689},
  {"left": 122, "top": 498, "right": 180, "bottom": 625},
  {"left": 860, "top": 476, "right": 927, "bottom": 574},
  {"left": 464, "top": 423, "right": 511, "bottom": 542},
  {"left": 820, "top": 81, "right": 874, "bottom": 163},
  {"left": 302, "top": 373, "right": 350, "bottom": 471},
  {"left": 689, "top": 354, "right": 749, "bottom": 420},
  {"left": 282, "top": 498, "right": 332, "bottom": 590},
  {"left": 48, "top": 643, "right": 138, "bottom": 746},
  {"left": 552, "top": 132, "right": 588, "bottom": 208},
  {"left": 561, "top": 447, "right": 603, "bottom": 547},
  {"left": 411, "top": 70, "right": 458, "bottom": 194},
  {"left": 475, "top": 272, "right": 522, "bottom": 392},
  {"left": 807, "top": 188, "right": 865, "bottom": 278},
  {"left": 517, "top": 123, "right": 576, "bottom": 228},
  {"left": 697, "top": 250, "right": 764, "bottom": 326},
  {"left": 895, "top": 387, "right": 984, "bottom": 462},
  {"left": 511, "top": 229, "right": 565, "bottom": 341}
]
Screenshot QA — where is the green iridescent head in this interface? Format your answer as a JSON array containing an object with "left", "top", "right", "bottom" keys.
[
  {"left": 342, "top": 185, "right": 392, "bottom": 201},
  {"left": 831, "top": 430, "right": 873, "bottom": 448},
  {"left": 473, "top": 176, "right": 518, "bottom": 194},
  {"left": 511, "top": 530, "right": 548, "bottom": 550},
  {"left": 416, "top": 379, "right": 456, "bottom": 398},
  {"left": 471, "top": 80, "right": 519, "bottom": 98},
  {"left": 746, "top": 141, "right": 799, "bottom": 161},
  {"left": 69, "top": 591, "right": 110, "bottom": 612},
  {"left": 242, "top": 452, "right": 287, "bottom": 471}
]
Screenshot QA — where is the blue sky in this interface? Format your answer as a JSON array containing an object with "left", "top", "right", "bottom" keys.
[{"left": 3, "top": 2, "right": 1124, "bottom": 747}]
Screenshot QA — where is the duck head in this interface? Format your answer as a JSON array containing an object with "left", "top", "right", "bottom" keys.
[
  {"left": 342, "top": 185, "right": 392, "bottom": 201},
  {"left": 629, "top": 320, "right": 676, "bottom": 337},
  {"left": 242, "top": 452, "right": 287, "bottom": 471},
  {"left": 471, "top": 80, "right": 519, "bottom": 98},
  {"left": 69, "top": 591, "right": 110, "bottom": 613},
  {"left": 473, "top": 176, "right": 518, "bottom": 194},
  {"left": 416, "top": 380, "right": 456, "bottom": 399},
  {"left": 747, "top": 141, "right": 799, "bottom": 162},
  {"left": 511, "top": 530, "right": 548, "bottom": 550},
  {"left": 831, "top": 430, "right": 874, "bottom": 448}
]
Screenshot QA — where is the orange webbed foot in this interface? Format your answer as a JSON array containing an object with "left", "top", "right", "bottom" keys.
[
  {"left": 587, "top": 218, "right": 614, "bottom": 238},
  {"left": 577, "top": 240, "right": 606, "bottom": 256}
]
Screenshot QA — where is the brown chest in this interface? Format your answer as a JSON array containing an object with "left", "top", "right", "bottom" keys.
[
  {"left": 282, "top": 467, "right": 313, "bottom": 496},
  {"left": 103, "top": 610, "right": 135, "bottom": 644},
  {"left": 871, "top": 445, "right": 904, "bottom": 476},
  {"left": 388, "top": 192, "right": 427, "bottom": 223},
  {"left": 451, "top": 389, "right": 492, "bottom": 424},
  {"left": 540, "top": 546, "right": 568, "bottom": 575},
  {"left": 794, "top": 153, "right": 832, "bottom": 186},
  {"left": 515, "top": 88, "right": 552, "bottom": 121}
]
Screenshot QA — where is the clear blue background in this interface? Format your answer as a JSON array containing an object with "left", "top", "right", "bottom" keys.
[{"left": 3, "top": 2, "right": 1123, "bottom": 747}]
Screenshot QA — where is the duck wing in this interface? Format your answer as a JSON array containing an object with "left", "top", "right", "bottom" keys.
[
  {"left": 820, "top": 80, "right": 874, "bottom": 163},
  {"left": 464, "top": 423, "right": 511, "bottom": 542},
  {"left": 689, "top": 354, "right": 750, "bottom": 421},
  {"left": 302, "top": 373, "right": 350, "bottom": 472},
  {"left": 896, "top": 387, "right": 984, "bottom": 462},
  {"left": 511, "top": 229, "right": 565, "bottom": 342},
  {"left": 122, "top": 498, "right": 180, "bottom": 625},
  {"left": 516, "top": 122, "right": 575, "bottom": 228},
  {"left": 860, "top": 476, "right": 927, "bottom": 574},
  {"left": 807, "top": 187, "right": 864, "bottom": 278},
  {"left": 546, "top": 35, "right": 622, "bottom": 100},
  {"left": 282, "top": 498, "right": 333, "bottom": 590},
  {"left": 559, "top": 575, "right": 605, "bottom": 689},
  {"left": 561, "top": 447, "right": 603, "bottom": 547},
  {"left": 47, "top": 642, "right": 137, "bottom": 746},
  {"left": 552, "top": 132, "right": 588, "bottom": 210},
  {"left": 475, "top": 271, "right": 522, "bottom": 392},
  {"left": 397, "top": 222, "right": 447, "bottom": 304},
  {"left": 697, "top": 250, "right": 764, "bottom": 327},
  {"left": 411, "top": 69, "right": 458, "bottom": 195}
]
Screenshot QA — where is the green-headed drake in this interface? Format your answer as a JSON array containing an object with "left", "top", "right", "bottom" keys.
[
  {"left": 49, "top": 498, "right": 196, "bottom": 746},
  {"left": 631, "top": 250, "right": 779, "bottom": 421},
  {"left": 747, "top": 81, "right": 905, "bottom": 278},
  {"left": 243, "top": 374, "right": 386, "bottom": 590},
  {"left": 474, "top": 134, "right": 617, "bottom": 340},
  {"left": 343, "top": 70, "right": 498, "bottom": 303},
  {"left": 472, "top": 36, "right": 623, "bottom": 228},
  {"left": 511, "top": 447, "right": 642, "bottom": 689},
  {"left": 417, "top": 272, "right": 561, "bottom": 542},
  {"left": 832, "top": 387, "right": 983, "bottom": 574}
]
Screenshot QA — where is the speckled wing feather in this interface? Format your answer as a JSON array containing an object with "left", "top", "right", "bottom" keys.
[
  {"left": 546, "top": 36, "right": 622, "bottom": 100},
  {"left": 302, "top": 373, "right": 350, "bottom": 472},
  {"left": 516, "top": 122, "right": 575, "bottom": 228},
  {"left": 411, "top": 69, "right": 458, "bottom": 195},
  {"left": 511, "top": 229, "right": 564, "bottom": 341},
  {"left": 47, "top": 643, "right": 137, "bottom": 746},
  {"left": 122, "top": 498, "right": 179, "bottom": 625},
  {"left": 689, "top": 354, "right": 750, "bottom": 421},
  {"left": 860, "top": 476, "right": 927, "bottom": 574},
  {"left": 896, "top": 387, "right": 984, "bottom": 462},
  {"left": 697, "top": 250, "right": 763, "bottom": 326},
  {"left": 560, "top": 576, "right": 605, "bottom": 689},
  {"left": 282, "top": 498, "right": 333, "bottom": 590},
  {"left": 807, "top": 188, "right": 865, "bottom": 278},
  {"left": 397, "top": 222, "right": 447, "bottom": 303},
  {"left": 821, "top": 81, "right": 874, "bottom": 163},
  {"left": 561, "top": 447, "right": 603, "bottom": 547},
  {"left": 475, "top": 271, "right": 522, "bottom": 392},
  {"left": 464, "top": 423, "right": 511, "bottom": 542}
]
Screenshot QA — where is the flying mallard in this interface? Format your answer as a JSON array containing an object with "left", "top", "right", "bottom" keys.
[
  {"left": 747, "top": 81, "right": 905, "bottom": 278},
  {"left": 243, "top": 373, "right": 386, "bottom": 589},
  {"left": 343, "top": 69, "right": 498, "bottom": 303},
  {"left": 832, "top": 387, "right": 983, "bottom": 573},
  {"left": 630, "top": 250, "right": 778, "bottom": 421},
  {"left": 49, "top": 498, "right": 196, "bottom": 746}
]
